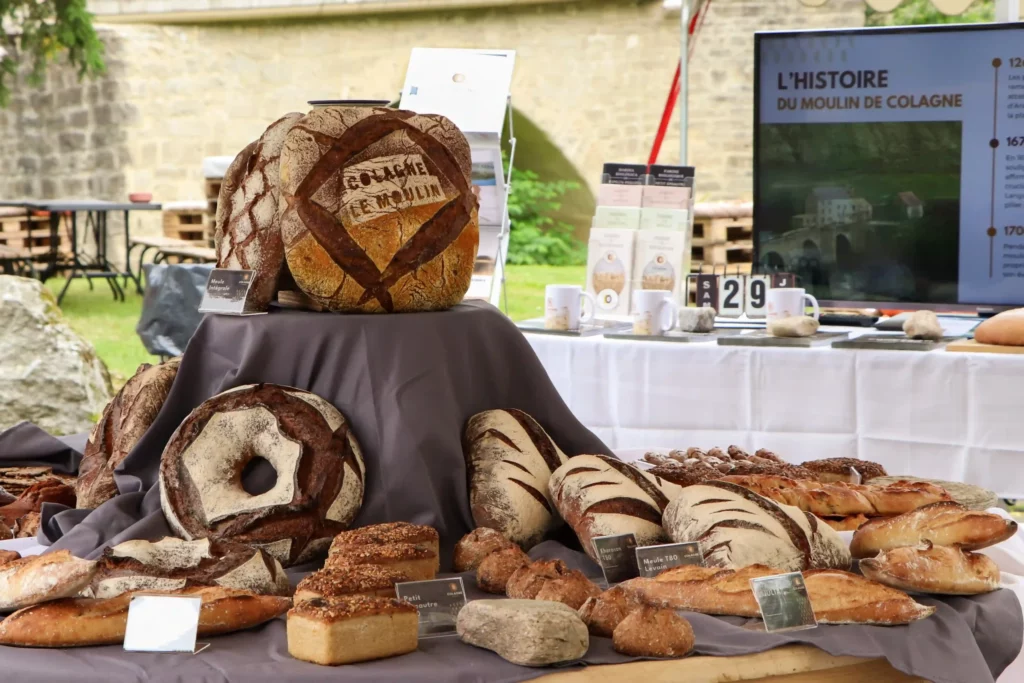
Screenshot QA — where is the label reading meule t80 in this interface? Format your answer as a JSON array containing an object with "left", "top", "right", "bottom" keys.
[
  {"left": 634, "top": 542, "right": 704, "bottom": 578},
  {"left": 395, "top": 577, "right": 467, "bottom": 638}
]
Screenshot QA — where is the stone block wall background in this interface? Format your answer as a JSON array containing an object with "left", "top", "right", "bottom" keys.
[{"left": 1, "top": 0, "right": 866, "bottom": 265}]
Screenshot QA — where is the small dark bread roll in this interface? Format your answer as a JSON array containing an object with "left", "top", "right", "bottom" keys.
[
  {"left": 578, "top": 587, "right": 640, "bottom": 637},
  {"left": 476, "top": 546, "right": 530, "bottom": 594},
  {"left": 454, "top": 528, "right": 515, "bottom": 573},
  {"left": 612, "top": 605, "right": 694, "bottom": 658},
  {"left": 506, "top": 559, "right": 600, "bottom": 610},
  {"left": 534, "top": 575, "right": 601, "bottom": 611}
]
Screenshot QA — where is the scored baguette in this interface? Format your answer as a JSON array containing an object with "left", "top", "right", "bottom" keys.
[
  {"left": 718, "top": 475, "right": 951, "bottom": 517},
  {"left": 0, "top": 551, "right": 97, "bottom": 612},
  {"left": 0, "top": 586, "right": 291, "bottom": 647},
  {"left": 859, "top": 542, "right": 1000, "bottom": 596},
  {"left": 619, "top": 564, "right": 935, "bottom": 625},
  {"left": 850, "top": 502, "right": 1017, "bottom": 558}
]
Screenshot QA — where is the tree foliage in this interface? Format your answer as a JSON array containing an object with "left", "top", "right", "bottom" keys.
[
  {"left": 866, "top": 0, "right": 994, "bottom": 25},
  {"left": 505, "top": 156, "right": 585, "bottom": 266},
  {"left": 0, "top": 0, "right": 105, "bottom": 107}
]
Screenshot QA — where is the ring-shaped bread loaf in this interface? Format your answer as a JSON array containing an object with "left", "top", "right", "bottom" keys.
[{"left": 159, "top": 384, "right": 365, "bottom": 566}]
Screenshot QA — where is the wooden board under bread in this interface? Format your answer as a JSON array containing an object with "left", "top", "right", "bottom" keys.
[
  {"left": 946, "top": 339, "right": 1024, "bottom": 355},
  {"left": 537, "top": 645, "right": 925, "bottom": 683}
]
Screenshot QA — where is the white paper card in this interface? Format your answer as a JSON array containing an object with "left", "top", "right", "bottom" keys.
[
  {"left": 123, "top": 595, "right": 202, "bottom": 652},
  {"left": 400, "top": 48, "right": 515, "bottom": 135}
]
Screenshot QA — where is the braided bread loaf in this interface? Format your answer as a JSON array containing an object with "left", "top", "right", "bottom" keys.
[
  {"left": 549, "top": 455, "right": 683, "bottom": 560},
  {"left": 718, "top": 475, "right": 951, "bottom": 517}
]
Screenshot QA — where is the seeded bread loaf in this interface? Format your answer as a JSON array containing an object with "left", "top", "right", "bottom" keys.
[
  {"left": 325, "top": 542, "right": 438, "bottom": 581},
  {"left": 294, "top": 565, "right": 410, "bottom": 602},
  {"left": 287, "top": 596, "right": 419, "bottom": 665}
]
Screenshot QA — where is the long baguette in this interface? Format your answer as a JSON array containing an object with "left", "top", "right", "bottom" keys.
[
  {"left": 850, "top": 502, "right": 1017, "bottom": 558},
  {"left": 619, "top": 564, "right": 934, "bottom": 625},
  {"left": 718, "top": 475, "right": 950, "bottom": 517},
  {"left": 0, "top": 551, "right": 97, "bottom": 612},
  {"left": 0, "top": 586, "right": 291, "bottom": 647}
]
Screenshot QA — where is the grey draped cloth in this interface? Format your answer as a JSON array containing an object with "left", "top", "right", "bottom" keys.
[
  {"left": 0, "top": 301, "right": 1018, "bottom": 682},
  {"left": 33, "top": 300, "right": 614, "bottom": 561}
]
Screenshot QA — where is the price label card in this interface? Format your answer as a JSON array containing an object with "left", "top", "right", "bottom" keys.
[
  {"left": 694, "top": 274, "right": 720, "bottom": 311},
  {"left": 198, "top": 269, "right": 267, "bottom": 316},
  {"left": 592, "top": 533, "right": 639, "bottom": 585},
  {"left": 123, "top": 595, "right": 202, "bottom": 652},
  {"left": 635, "top": 542, "right": 704, "bottom": 578},
  {"left": 745, "top": 275, "right": 770, "bottom": 318},
  {"left": 771, "top": 272, "right": 796, "bottom": 289},
  {"left": 718, "top": 275, "right": 745, "bottom": 318},
  {"left": 395, "top": 577, "right": 467, "bottom": 638},
  {"left": 749, "top": 572, "right": 817, "bottom": 633}
]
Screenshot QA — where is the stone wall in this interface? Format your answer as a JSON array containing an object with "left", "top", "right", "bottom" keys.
[{"left": 1, "top": 0, "right": 866, "bottom": 260}]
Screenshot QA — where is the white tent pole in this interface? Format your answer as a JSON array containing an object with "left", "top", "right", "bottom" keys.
[
  {"left": 679, "top": 0, "right": 691, "bottom": 164},
  {"left": 996, "top": 0, "right": 1020, "bottom": 21}
]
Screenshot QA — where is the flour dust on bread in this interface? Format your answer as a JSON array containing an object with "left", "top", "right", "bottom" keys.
[
  {"left": 159, "top": 384, "right": 365, "bottom": 566},
  {"left": 215, "top": 113, "right": 304, "bottom": 310},
  {"left": 89, "top": 537, "right": 290, "bottom": 598},
  {"left": 463, "top": 409, "right": 569, "bottom": 548},
  {"left": 662, "top": 481, "right": 851, "bottom": 572},
  {"left": 850, "top": 502, "right": 1017, "bottom": 558},
  {"left": 859, "top": 542, "right": 1000, "bottom": 595},
  {"left": 549, "top": 454, "right": 683, "bottom": 560},
  {"left": 279, "top": 106, "right": 479, "bottom": 313},
  {"left": 77, "top": 357, "right": 181, "bottom": 510},
  {"left": 0, "top": 551, "right": 97, "bottom": 612}
]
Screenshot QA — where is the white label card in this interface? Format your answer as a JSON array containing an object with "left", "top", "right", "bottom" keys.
[
  {"left": 123, "top": 595, "right": 202, "bottom": 652},
  {"left": 719, "top": 275, "right": 745, "bottom": 317},
  {"left": 745, "top": 275, "right": 770, "bottom": 318}
]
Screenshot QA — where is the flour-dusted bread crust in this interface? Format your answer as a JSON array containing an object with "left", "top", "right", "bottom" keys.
[
  {"left": 89, "top": 537, "right": 289, "bottom": 598},
  {"left": 77, "top": 358, "right": 180, "bottom": 510},
  {"left": 860, "top": 542, "right": 1000, "bottom": 595},
  {"left": 577, "top": 586, "right": 640, "bottom": 637},
  {"left": 612, "top": 605, "right": 694, "bottom": 657},
  {"left": 215, "top": 113, "right": 304, "bottom": 309},
  {"left": 662, "top": 482, "right": 851, "bottom": 572},
  {"left": 287, "top": 595, "right": 419, "bottom": 665},
  {"left": 464, "top": 409, "right": 570, "bottom": 549},
  {"left": 549, "top": 454, "right": 683, "bottom": 560},
  {"left": 718, "top": 475, "right": 951, "bottom": 517},
  {"left": 0, "top": 586, "right": 291, "bottom": 647},
  {"left": 0, "top": 551, "right": 98, "bottom": 612},
  {"left": 974, "top": 308, "right": 1024, "bottom": 346},
  {"left": 620, "top": 564, "right": 934, "bottom": 625},
  {"left": 850, "top": 502, "right": 1017, "bottom": 558},
  {"left": 454, "top": 527, "right": 516, "bottom": 573},
  {"left": 159, "top": 384, "right": 365, "bottom": 566},
  {"left": 279, "top": 106, "right": 479, "bottom": 313}
]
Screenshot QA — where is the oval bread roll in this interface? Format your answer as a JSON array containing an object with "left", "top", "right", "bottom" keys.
[
  {"left": 860, "top": 542, "right": 1000, "bottom": 595},
  {"left": 973, "top": 308, "right": 1024, "bottom": 346}
]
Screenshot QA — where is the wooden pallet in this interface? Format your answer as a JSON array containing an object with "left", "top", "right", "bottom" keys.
[
  {"left": 0, "top": 213, "right": 70, "bottom": 258},
  {"left": 690, "top": 204, "right": 754, "bottom": 275},
  {"left": 162, "top": 208, "right": 207, "bottom": 243},
  {"left": 205, "top": 178, "right": 223, "bottom": 245}
]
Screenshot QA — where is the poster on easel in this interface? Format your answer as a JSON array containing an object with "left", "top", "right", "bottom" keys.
[{"left": 400, "top": 48, "right": 516, "bottom": 307}]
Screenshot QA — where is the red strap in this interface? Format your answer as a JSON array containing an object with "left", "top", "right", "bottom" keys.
[{"left": 647, "top": 0, "right": 712, "bottom": 167}]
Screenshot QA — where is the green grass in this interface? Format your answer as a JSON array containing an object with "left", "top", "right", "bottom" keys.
[
  {"left": 45, "top": 277, "right": 158, "bottom": 387},
  {"left": 45, "top": 265, "right": 585, "bottom": 386}
]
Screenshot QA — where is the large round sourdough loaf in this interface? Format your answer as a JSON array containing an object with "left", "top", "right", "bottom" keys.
[
  {"left": 159, "top": 384, "right": 365, "bottom": 566},
  {"left": 77, "top": 358, "right": 181, "bottom": 510},
  {"left": 215, "top": 113, "right": 303, "bottom": 310},
  {"left": 279, "top": 106, "right": 479, "bottom": 313}
]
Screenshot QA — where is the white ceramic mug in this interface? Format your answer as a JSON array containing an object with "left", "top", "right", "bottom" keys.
[
  {"left": 766, "top": 287, "right": 820, "bottom": 322},
  {"left": 632, "top": 290, "right": 678, "bottom": 335},
  {"left": 545, "top": 285, "right": 596, "bottom": 331}
]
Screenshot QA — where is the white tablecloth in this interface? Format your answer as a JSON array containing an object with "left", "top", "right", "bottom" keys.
[{"left": 527, "top": 330, "right": 1024, "bottom": 498}]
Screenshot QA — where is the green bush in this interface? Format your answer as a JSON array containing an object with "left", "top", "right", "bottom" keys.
[
  {"left": 866, "top": 0, "right": 993, "bottom": 25},
  {"left": 505, "top": 158, "right": 585, "bottom": 266}
]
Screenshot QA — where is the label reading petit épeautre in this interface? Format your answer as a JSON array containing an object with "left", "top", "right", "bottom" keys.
[{"left": 395, "top": 577, "right": 467, "bottom": 638}]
